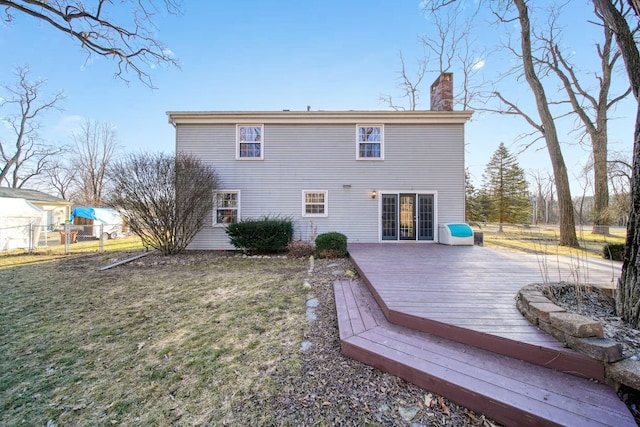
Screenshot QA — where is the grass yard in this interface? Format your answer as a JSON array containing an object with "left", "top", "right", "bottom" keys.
[
  {"left": 1, "top": 225, "right": 627, "bottom": 426},
  {"left": 0, "top": 235, "right": 148, "bottom": 262},
  {"left": 0, "top": 252, "right": 309, "bottom": 426},
  {"left": 478, "top": 223, "right": 626, "bottom": 259}
]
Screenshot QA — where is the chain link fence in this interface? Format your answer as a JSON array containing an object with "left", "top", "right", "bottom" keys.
[{"left": 1, "top": 222, "right": 147, "bottom": 255}]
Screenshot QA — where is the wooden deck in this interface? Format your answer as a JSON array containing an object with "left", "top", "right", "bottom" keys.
[{"left": 334, "top": 243, "right": 634, "bottom": 426}]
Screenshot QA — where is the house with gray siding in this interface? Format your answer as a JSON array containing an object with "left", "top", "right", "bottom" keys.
[{"left": 167, "top": 74, "right": 473, "bottom": 250}]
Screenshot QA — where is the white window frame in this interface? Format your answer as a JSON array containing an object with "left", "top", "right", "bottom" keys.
[
  {"left": 213, "top": 190, "right": 241, "bottom": 226},
  {"left": 302, "top": 190, "right": 328, "bottom": 217},
  {"left": 236, "top": 124, "right": 264, "bottom": 160},
  {"left": 356, "top": 124, "right": 384, "bottom": 160}
]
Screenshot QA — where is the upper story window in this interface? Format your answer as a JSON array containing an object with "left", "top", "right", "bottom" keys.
[
  {"left": 357, "top": 125, "right": 384, "bottom": 160},
  {"left": 214, "top": 191, "right": 240, "bottom": 225},
  {"left": 302, "top": 190, "right": 328, "bottom": 217},
  {"left": 237, "top": 125, "right": 263, "bottom": 160}
]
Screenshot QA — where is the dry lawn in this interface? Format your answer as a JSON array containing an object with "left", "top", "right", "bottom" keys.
[
  {"left": 478, "top": 224, "right": 625, "bottom": 258},
  {"left": 1, "top": 226, "right": 627, "bottom": 426},
  {"left": 0, "top": 252, "right": 309, "bottom": 426},
  {"left": 1, "top": 251, "right": 497, "bottom": 427}
]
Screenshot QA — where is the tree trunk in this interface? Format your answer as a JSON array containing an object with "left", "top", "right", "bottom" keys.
[
  {"left": 592, "top": 0, "right": 640, "bottom": 328},
  {"left": 592, "top": 130, "right": 610, "bottom": 234},
  {"left": 514, "top": 0, "right": 578, "bottom": 247},
  {"left": 619, "top": 107, "right": 640, "bottom": 328}
]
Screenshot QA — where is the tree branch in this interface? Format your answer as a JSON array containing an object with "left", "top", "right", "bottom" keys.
[{"left": 0, "top": 0, "right": 180, "bottom": 87}]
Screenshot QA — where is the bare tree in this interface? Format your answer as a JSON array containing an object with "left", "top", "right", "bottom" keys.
[
  {"left": 71, "top": 119, "right": 119, "bottom": 206},
  {"left": 380, "top": 51, "right": 427, "bottom": 111},
  {"left": 592, "top": 0, "right": 640, "bottom": 327},
  {"left": 0, "top": 0, "right": 180, "bottom": 86},
  {"left": 382, "top": 3, "right": 485, "bottom": 111},
  {"left": 608, "top": 150, "right": 632, "bottom": 196},
  {"left": 607, "top": 150, "right": 632, "bottom": 226},
  {"left": 0, "top": 66, "right": 65, "bottom": 188},
  {"left": 493, "top": 0, "right": 578, "bottom": 246},
  {"left": 421, "top": 2, "right": 486, "bottom": 110},
  {"left": 46, "top": 157, "right": 76, "bottom": 200},
  {"left": 529, "top": 169, "right": 556, "bottom": 224},
  {"left": 533, "top": 5, "right": 632, "bottom": 235},
  {"left": 109, "top": 152, "right": 220, "bottom": 255},
  {"left": 424, "top": 0, "right": 634, "bottom": 246}
]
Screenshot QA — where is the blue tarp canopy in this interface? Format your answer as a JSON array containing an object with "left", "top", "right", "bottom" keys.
[
  {"left": 70, "top": 207, "right": 119, "bottom": 224},
  {"left": 446, "top": 223, "right": 473, "bottom": 237}
]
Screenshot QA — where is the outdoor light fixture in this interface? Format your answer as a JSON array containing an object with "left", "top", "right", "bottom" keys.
[{"left": 371, "top": 190, "right": 377, "bottom": 199}]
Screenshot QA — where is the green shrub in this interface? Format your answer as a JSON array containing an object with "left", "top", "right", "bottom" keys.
[
  {"left": 603, "top": 243, "right": 625, "bottom": 261},
  {"left": 225, "top": 216, "right": 293, "bottom": 254},
  {"left": 315, "top": 232, "right": 347, "bottom": 258}
]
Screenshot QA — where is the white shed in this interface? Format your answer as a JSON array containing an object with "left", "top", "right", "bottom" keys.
[{"left": 0, "top": 197, "right": 43, "bottom": 251}]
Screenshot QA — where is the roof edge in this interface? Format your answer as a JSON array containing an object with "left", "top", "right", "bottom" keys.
[{"left": 166, "top": 110, "right": 474, "bottom": 125}]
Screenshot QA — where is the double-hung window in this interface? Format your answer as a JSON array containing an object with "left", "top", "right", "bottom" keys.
[
  {"left": 356, "top": 125, "right": 383, "bottom": 160},
  {"left": 214, "top": 191, "right": 240, "bottom": 225},
  {"left": 302, "top": 190, "right": 328, "bottom": 217},
  {"left": 237, "top": 125, "right": 263, "bottom": 159}
]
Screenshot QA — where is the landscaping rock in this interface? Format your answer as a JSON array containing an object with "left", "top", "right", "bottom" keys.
[
  {"left": 549, "top": 311, "right": 604, "bottom": 338},
  {"left": 306, "top": 308, "right": 317, "bottom": 322},
  {"left": 398, "top": 406, "right": 419, "bottom": 422},
  {"left": 516, "top": 298, "right": 538, "bottom": 325},
  {"left": 306, "top": 298, "right": 319, "bottom": 308},
  {"left": 519, "top": 290, "right": 550, "bottom": 310},
  {"left": 565, "top": 336, "right": 624, "bottom": 363},
  {"left": 344, "top": 270, "right": 356, "bottom": 278},
  {"left": 537, "top": 319, "right": 566, "bottom": 342},
  {"left": 607, "top": 358, "right": 640, "bottom": 390},
  {"left": 528, "top": 301, "right": 566, "bottom": 322},
  {"left": 299, "top": 341, "right": 313, "bottom": 352}
]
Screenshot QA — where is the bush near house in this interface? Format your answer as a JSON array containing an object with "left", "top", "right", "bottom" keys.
[
  {"left": 315, "top": 232, "right": 348, "bottom": 258},
  {"left": 603, "top": 243, "right": 625, "bottom": 261},
  {"left": 226, "top": 216, "right": 293, "bottom": 254},
  {"left": 287, "top": 239, "right": 315, "bottom": 258}
]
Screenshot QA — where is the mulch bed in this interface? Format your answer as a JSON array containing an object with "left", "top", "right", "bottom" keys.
[{"left": 267, "top": 257, "right": 500, "bottom": 426}]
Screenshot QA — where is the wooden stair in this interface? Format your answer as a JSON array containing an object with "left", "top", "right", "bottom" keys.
[
  {"left": 348, "top": 243, "right": 610, "bottom": 382},
  {"left": 334, "top": 279, "right": 636, "bottom": 427}
]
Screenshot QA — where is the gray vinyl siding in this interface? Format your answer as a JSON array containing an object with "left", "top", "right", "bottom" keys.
[{"left": 177, "top": 122, "right": 466, "bottom": 250}]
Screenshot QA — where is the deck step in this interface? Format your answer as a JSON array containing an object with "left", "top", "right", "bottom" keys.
[
  {"left": 348, "top": 243, "right": 606, "bottom": 381},
  {"left": 334, "top": 280, "right": 635, "bottom": 427}
]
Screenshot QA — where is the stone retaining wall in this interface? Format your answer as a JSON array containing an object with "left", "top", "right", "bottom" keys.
[{"left": 517, "top": 284, "right": 640, "bottom": 391}]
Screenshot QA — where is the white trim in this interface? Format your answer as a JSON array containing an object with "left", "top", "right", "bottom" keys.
[
  {"left": 236, "top": 124, "right": 264, "bottom": 160},
  {"left": 356, "top": 124, "right": 384, "bottom": 161},
  {"left": 213, "top": 190, "right": 241, "bottom": 226},
  {"left": 168, "top": 110, "right": 473, "bottom": 125},
  {"left": 301, "top": 190, "right": 328, "bottom": 217},
  {"left": 376, "top": 190, "right": 438, "bottom": 242}
]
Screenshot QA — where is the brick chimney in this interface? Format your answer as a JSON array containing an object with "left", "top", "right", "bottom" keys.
[{"left": 430, "top": 73, "right": 453, "bottom": 111}]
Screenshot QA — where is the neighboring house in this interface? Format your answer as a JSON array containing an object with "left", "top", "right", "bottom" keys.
[
  {"left": 167, "top": 73, "right": 473, "bottom": 250},
  {"left": 0, "top": 188, "right": 73, "bottom": 231}
]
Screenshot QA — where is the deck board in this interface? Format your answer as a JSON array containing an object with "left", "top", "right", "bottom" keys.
[
  {"left": 348, "top": 243, "right": 615, "bottom": 380},
  {"left": 334, "top": 279, "right": 635, "bottom": 427}
]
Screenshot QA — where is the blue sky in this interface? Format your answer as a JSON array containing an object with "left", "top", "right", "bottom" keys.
[{"left": 0, "top": 0, "right": 636, "bottom": 195}]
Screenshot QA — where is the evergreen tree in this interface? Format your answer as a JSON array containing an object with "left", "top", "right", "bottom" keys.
[
  {"left": 465, "top": 169, "right": 480, "bottom": 222},
  {"left": 482, "top": 143, "right": 531, "bottom": 231}
]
